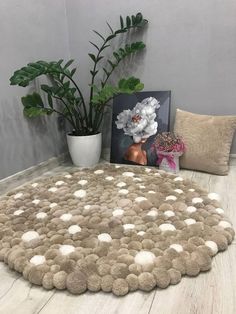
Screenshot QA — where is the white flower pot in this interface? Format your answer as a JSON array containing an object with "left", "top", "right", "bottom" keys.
[{"left": 67, "top": 133, "right": 102, "bottom": 167}]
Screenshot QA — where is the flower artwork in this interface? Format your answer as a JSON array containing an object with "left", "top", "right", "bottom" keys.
[
  {"left": 115, "top": 97, "right": 160, "bottom": 165},
  {"left": 110, "top": 91, "right": 171, "bottom": 166}
]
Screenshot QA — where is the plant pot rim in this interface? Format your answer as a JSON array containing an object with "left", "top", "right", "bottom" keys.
[{"left": 67, "top": 132, "right": 101, "bottom": 138}]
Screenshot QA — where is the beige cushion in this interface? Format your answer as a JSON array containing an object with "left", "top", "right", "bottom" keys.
[{"left": 174, "top": 109, "right": 236, "bottom": 175}]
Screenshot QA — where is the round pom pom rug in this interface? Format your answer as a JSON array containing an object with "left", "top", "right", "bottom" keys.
[{"left": 0, "top": 164, "right": 234, "bottom": 296}]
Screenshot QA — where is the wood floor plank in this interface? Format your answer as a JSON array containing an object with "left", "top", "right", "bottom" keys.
[{"left": 37, "top": 290, "right": 155, "bottom": 314}]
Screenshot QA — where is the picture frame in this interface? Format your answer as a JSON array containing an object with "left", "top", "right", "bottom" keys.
[{"left": 110, "top": 91, "right": 171, "bottom": 166}]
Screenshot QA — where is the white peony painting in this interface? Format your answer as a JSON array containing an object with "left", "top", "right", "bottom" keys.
[{"left": 110, "top": 91, "right": 171, "bottom": 166}]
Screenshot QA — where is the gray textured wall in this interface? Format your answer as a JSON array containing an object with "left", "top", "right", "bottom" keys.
[
  {"left": 1, "top": 0, "right": 236, "bottom": 180},
  {"left": 65, "top": 0, "right": 236, "bottom": 152},
  {"left": 0, "top": 0, "right": 70, "bottom": 179}
]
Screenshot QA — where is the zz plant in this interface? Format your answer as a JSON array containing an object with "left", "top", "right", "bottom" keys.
[{"left": 10, "top": 13, "right": 148, "bottom": 136}]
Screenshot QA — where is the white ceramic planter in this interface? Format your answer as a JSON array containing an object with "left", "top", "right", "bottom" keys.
[{"left": 67, "top": 133, "right": 102, "bottom": 167}]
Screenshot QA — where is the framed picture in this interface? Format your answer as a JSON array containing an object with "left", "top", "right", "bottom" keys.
[{"left": 110, "top": 91, "right": 171, "bottom": 166}]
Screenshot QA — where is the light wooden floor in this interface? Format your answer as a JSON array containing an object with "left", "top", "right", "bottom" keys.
[{"left": 0, "top": 162, "right": 235, "bottom": 314}]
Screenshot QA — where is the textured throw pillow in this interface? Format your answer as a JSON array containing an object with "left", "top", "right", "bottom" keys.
[{"left": 174, "top": 109, "right": 236, "bottom": 175}]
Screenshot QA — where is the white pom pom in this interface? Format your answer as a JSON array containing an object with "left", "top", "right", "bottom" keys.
[
  {"left": 74, "top": 190, "right": 86, "bottom": 198},
  {"left": 170, "top": 244, "right": 183, "bottom": 252},
  {"left": 174, "top": 189, "right": 183, "bottom": 194},
  {"left": 186, "top": 206, "right": 197, "bottom": 213},
  {"left": 13, "top": 209, "right": 24, "bottom": 216},
  {"left": 36, "top": 212, "right": 47, "bottom": 219},
  {"left": 215, "top": 207, "right": 224, "bottom": 215},
  {"left": 78, "top": 180, "right": 88, "bottom": 186},
  {"left": 164, "top": 210, "right": 175, "bottom": 217},
  {"left": 192, "top": 197, "right": 203, "bottom": 204},
  {"left": 55, "top": 180, "right": 64, "bottom": 186},
  {"left": 159, "top": 223, "right": 176, "bottom": 231},
  {"left": 98, "top": 233, "right": 112, "bottom": 242},
  {"left": 147, "top": 210, "right": 158, "bottom": 217},
  {"left": 123, "top": 224, "right": 135, "bottom": 230},
  {"left": 68, "top": 225, "right": 81, "bottom": 234},
  {"left": 49, "top": 203, "right": 58, "bottom": 208},
  {"left": 218, "top": 221, "right": 232, "bottom": 229},
  {"left": 134, "top": 251, "right": 155, "bottom": 265},
  {"left": 59, "top": 245, "right": 75, "bottom": 255},
  {"left": 166, "top": 195, "right": 177, "bottom": 201},
  {"left": 208, "top": 192, "right": 221, "bottom": 201},
  {"left": 112, "top": 208, "right": 124, "bottom": 217},
  {"left": 137, "top": 231, "right": 146, "bottom": 236},
  {"left": 14, "top": 192, "right": 23, "bottom": 199},
  {"left": 135, "top": 197, "right": 147, "bottom": 203},
  {"left": 118, "top": 189, "right": 129, "bottom": 195},
  {"left": 174, "top": 177, "right": 183, "bottom": 182},
  {"left": 116, "top": 182, "right": 126, "bottom": 187},
  {"left": 32, "top": 199, "right": 40, "bottom": 205},
  {"left": 22, "top": 231, "right": 40, "bottom": 242},
  {"left": 60, "top": 213, "right": 72, "bottom": 221},
  {"left": 30, "top": 255, "right": 45, "bottom": 265},
  {"left": 184, "top": 218, "right": 196, "bottom": 225},
  {"left": 122, "top": 172, "right": 135, "bottom": 177},
  {"left": 205, "top": 241, "right": 218, "bottom": 255},
  {"left": 48, "top": 187, "right": 58, "bottom": 193},
  {"left": 94, "top": 169, "right": 104, "bottom": 174}
]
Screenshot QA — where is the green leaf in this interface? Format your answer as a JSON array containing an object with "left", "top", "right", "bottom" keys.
[
  {"left": 64, "top": 59, "right": 74, "bottom": 68},
  {"left": 91, "top": 77, "right": 144, "bottom": 105},
  {"left": 93, "top": 30, "right": 105, "bottom": 41},
  {"left": 88, "top": 53, "right": 97, "bottom": 62},
  {"left": 70, "top": 68, "right": 76, "bottom": 76},
  {"left": 114, "top": 29, "right": 127, "bottom": 35},
  {"left": 106, "top": 22, "right": 113, "bottom": 33},
  {"left": 90, "top": 70, "right": 99, "bottom": 76},
  {"left": 100, "top": 44, "right": 110, "bottom": 52},
  {"left": 57, "top": 59, "right": 64, "bottom": 65},
  {"left": 89, "top": 41, "right": 99, "bottom": 50},
  {"left": 126, "top": 16, "right": 131, "bottom": 27},
  {"left": 23, "top": 107, "right": 53, "bottom": 118},
  {"left": 21, "top": 92, "right": 53, "bottom": 117},
  {"left": 47, "top": 94, "right": 53, "bottom": 108},
  {"left": 106, "top": 34, "right": 116, "bottom": 41},
  {"left": 97, "top": 56, "right": 104, "bottom": 62},
  {"left": 120, "top": 15, "right": 124, "bottom": 29}
]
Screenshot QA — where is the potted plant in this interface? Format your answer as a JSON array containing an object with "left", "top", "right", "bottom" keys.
[{"left": 10, "top": 13, "right": 148, "bottom": 167}]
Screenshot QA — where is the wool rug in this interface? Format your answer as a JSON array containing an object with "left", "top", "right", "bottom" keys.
[{"left": 0, "top": 164, "right": 234, "bottom": 296}]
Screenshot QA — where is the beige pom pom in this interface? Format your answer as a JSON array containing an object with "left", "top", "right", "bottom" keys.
[
  {"left": 126, "top": 274, "right": 139, "bottom": 291},
  {"left": 172, "top": 257, "right": 186, "bottom": 275},
  {"left": 53, "top": 271, "right": 67, "bottom": 290},
  {"left": 87, "top": 274, "right": 101, "bottom": 292},
  {"left": 28, "top": 267, "right": 44, "bottom": 285},
  {"left": 210, "top": 234, "right": 228, "bottom": 251},
  {"left": 42, "top": 272, "right": 54, "bottom": 290},
  {"left": 110, "top": 263, "right": 129, "bottom": 279},
  {"left": 128, "top": 263, "right": 142, "bottom": 275},
  {"left": 112, "top": 278, "right": 129, "bottom": 296},
  {"left": 185, "top": 258, "right": 200, "bottom": 276},
  {"left": 168, "top": 268, "right": 181, "bottom": 285},
  {"left": 138, "top": 272, "right": 156, "bottom": 291},
  {"left": 191, "top": 250, "right": 212, "bottom": 272},
  {"left": 66, "top": 271, "right": 87, "bottom": 294},
  {"left": 152, "top": 268, "right": 170, "bottom": 288},
  {"left": 117, "top": 254, "right": 134, "bottom": 265},
  {"left": 97, "top": 263, "right": 111, "bottom": 276},
  {"left": 101, "top": 274, "right": 114, "bottom": 292}
]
